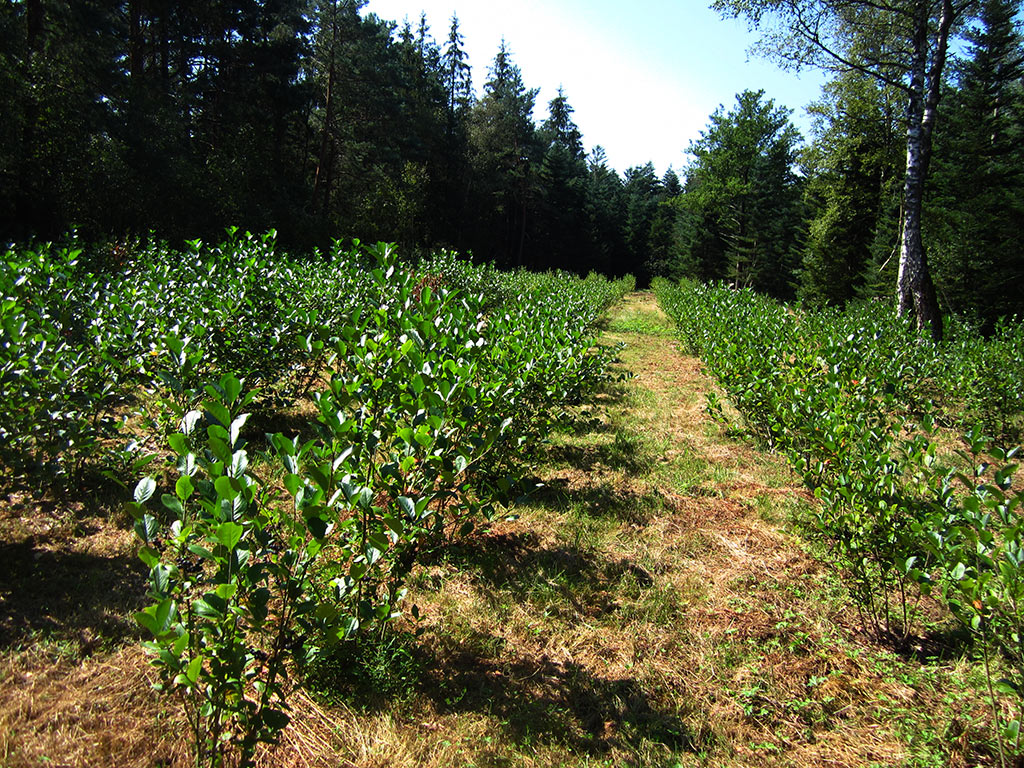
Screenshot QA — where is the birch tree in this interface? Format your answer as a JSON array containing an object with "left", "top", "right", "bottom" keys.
[{"left": 712, "top": 0, "right": 981, "bottom": 340}]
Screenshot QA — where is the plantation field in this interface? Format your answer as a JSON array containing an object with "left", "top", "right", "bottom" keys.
[{"left": 1, "top": 246, "right": 1022, "bottom": 767}]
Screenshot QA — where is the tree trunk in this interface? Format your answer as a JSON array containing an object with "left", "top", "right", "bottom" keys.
[
  {"left": 897, "top": 0, "right": 954, "bottom": 342},
  {"left": 313, "top": 1, "right": 338, "bottom": 218},
  {"left": 129, "top": 0, "right": 143, "bottom": 83}
]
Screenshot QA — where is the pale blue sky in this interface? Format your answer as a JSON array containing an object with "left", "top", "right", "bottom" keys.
[{"left": 364, "top": 0, "right": 827, "bottom": 176}]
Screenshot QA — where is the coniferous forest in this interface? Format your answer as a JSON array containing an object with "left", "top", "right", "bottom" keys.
[{"left": 2, "top": 0, "right": 1022, "bottom": 323}]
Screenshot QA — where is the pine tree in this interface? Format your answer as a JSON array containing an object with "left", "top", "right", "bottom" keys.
[
  {"left": 542, "top": 87, "right": 584, "bottom": 160},
  {"left": 467, "top": 41, "right": 540, "bottom": 266},
  {"left": 441, "top": 14, "right": 473, "bottom": 121},
  {"left": 622, "top": 163, "right": 662, "bottom": 285},
  {"left": 646, "top": 169, "right": 687, "bottom": 280},
  {"left": 584, "top": 147, "right": 629, "bottom": 276}
]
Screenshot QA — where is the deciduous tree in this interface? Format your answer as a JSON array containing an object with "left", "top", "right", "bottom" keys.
[{"left": 713, "top": 0, "right": 982, "bottom": 338}]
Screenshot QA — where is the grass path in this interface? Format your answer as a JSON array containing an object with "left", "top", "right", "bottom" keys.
[
  {"left": 300, "top": 291, "right": 982, "bottom": 768},
  {"left": 0, "top": 292, "right": 989, "bottom": 767}
]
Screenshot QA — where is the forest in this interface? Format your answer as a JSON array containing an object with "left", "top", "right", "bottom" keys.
[{"left": 2, "top": 0, "right": 1022, "bottom": 328}]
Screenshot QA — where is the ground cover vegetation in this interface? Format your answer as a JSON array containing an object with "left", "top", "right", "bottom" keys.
[
  {"left": 8, "top": 289, "right": 1019, "bottom": 767},
  {"left": 3, "top": 0, "right": 1023, "bottom": 319},
  {"left": 0, "top": 233, "right": 633, "bottom": 765},
  {"left": 655, "top": 277, "right": 1024, "bottom": 763}
]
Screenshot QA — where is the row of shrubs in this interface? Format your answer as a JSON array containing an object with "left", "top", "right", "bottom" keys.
[
  {"left": 2, "top": 231, "right": 633, "bottom": 765},
  {"left": 654, "top": 278, "right": 1024, "bottom": 764}
]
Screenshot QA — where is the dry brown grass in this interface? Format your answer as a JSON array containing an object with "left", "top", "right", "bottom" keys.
[{"left": 0, "top": 292, "right": 1001, "bottom": 767}]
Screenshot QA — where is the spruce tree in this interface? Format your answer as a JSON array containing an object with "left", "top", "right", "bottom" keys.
[
  {"left": 800, "top": 72, "right": 904, "bottom": 307},
  {"left": 682, "top": 90, "right": 804, "bottom": 298},
  {"left": 928, "top": 0, "right": 1024, "bottom": 326},
  {"left": 467, "top": 41, "right": 540, "bottom": 266}
]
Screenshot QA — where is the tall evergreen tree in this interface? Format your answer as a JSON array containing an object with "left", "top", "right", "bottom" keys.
[
  {"left": 467, "top": 41, "right": 540, "bottom": 266},
  {"left": 622, "top": 162, "right": 662, "bottom": 285},
  {"left": 435, "top": 14, "right": 473, "bottom": 246},
  {"left": 532, "top": 88, "right": 589, "bottom": 271},
  {"left": 799, "top": 71, "right": 904, "bottom": 307},
  {"left": 646, "top": 169, "right": 688, "bottom": 280},
  {"left": 441, "top": 14, "right": 473, "bottom": 121},
  {"left": 682, "top": 90, "right": 804, "bottom": 297},
  {"left": 542, "top": 86, "right": 585, "bottom": 159},
  {"left": 927, "top": 0, "right": 1024, "bottom": 325},
  {"left": 583, "top": 147, "right": 629, "bottom": 276}
]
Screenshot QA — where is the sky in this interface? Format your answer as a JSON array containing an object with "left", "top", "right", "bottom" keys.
[{"left": 364, "top": 0, "right": 829, "bottom": 176}]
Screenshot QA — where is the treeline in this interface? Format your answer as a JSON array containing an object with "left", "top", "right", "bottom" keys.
[
  {"left": 676, "top": 0, "right": 1024, "bottom": 329},
  {"left": 0, "top": 0, "right": 678, "bottom": 281},
  {"left": 3, "top": 1, "right": 1022, "bottom": 315}
]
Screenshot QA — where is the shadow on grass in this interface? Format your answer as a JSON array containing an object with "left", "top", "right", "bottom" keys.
[
  {"left": 243, "top": 403, "right": 323, "bottom": 447},
  {"left": 522, "top": 478, "right": 664, "bottom": 525},
  {"left": 891, "top": 619, "right": 976, "bottom": 664},
  {"left": 545, "top": 431, "right": 653, "bottom": 477},
  {"left": 311, "top": 621, "right": 702, "bottom": 757},
  {"left": 424, "top": 641, "right": 700, "bottom": 756},
  {"left": 307, "top": 503, "right": 701, "bottom": 756},
  {"left": 0, "top": 538, "right": 147, "bottom": 651},
  {"left": 436, "top": 531, "right": 655, "bottom": 623}
]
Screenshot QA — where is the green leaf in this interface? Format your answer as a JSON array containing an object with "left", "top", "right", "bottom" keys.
[
  {"left": 188, "top": 544, "right": 218, "bottom": 561},
  {"left": 161, "top": 493, "right": 185, "bottom": 518},
  {"left": 134, "top": 477, "right": 157, "bottom": 504},
  {"left": 397, "top": 496, "right": 416, "bottom": 518},
  {"left": 137, "top": 545, "right": 160, "bottom": 568},
  {"left": 215, "top": 522, "right": 244, "bottom": 550},
  {"left": 165, "top": 335, "right": 184, "bottom": 357},
  {"left": 995, "top": 678, "right": 1021, "bottom": 695},
  {"left": 172, "top": 632, "right": 190, "bottom": 656},
  {"left": 221, "top": 373, "right": 242, "bottom": 405},
  {"left": 194, "top": 594, "right": 226, "bottom": 619},
  {"left": 1004, "top": 719, "right": 1021, "bottom": 743},
  {"left": 204, "top": 401, "right": 230, "bottom": 430},
  {"left": 185, "top": 656, "right": 203, "bottom": 684},
  {"left": 214, "top": 582, "right": 238, "bottom": 601},
  {"left": 168, "top": 433, "right": 188, "bottom": 455},
  {"left": 214, "top": 475, "right": 241, "bottom": 501},
  {"left": 283, "top": 473, "right": 303, "bottom": 497},
  {"left": 151, "top": 563, "right": 172, "bottom": 595},
  {"left": 134, "top": 514, "right": 159, "bottom": 544},
  {"left": 134, "top": 599, "right": 176, "bottom": 637},
  {"left": 271, "top": 432, "right": 296, "bottom": 457},
  {"left": 175, "top": 475, "right": 195, "bottom": 502}
]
